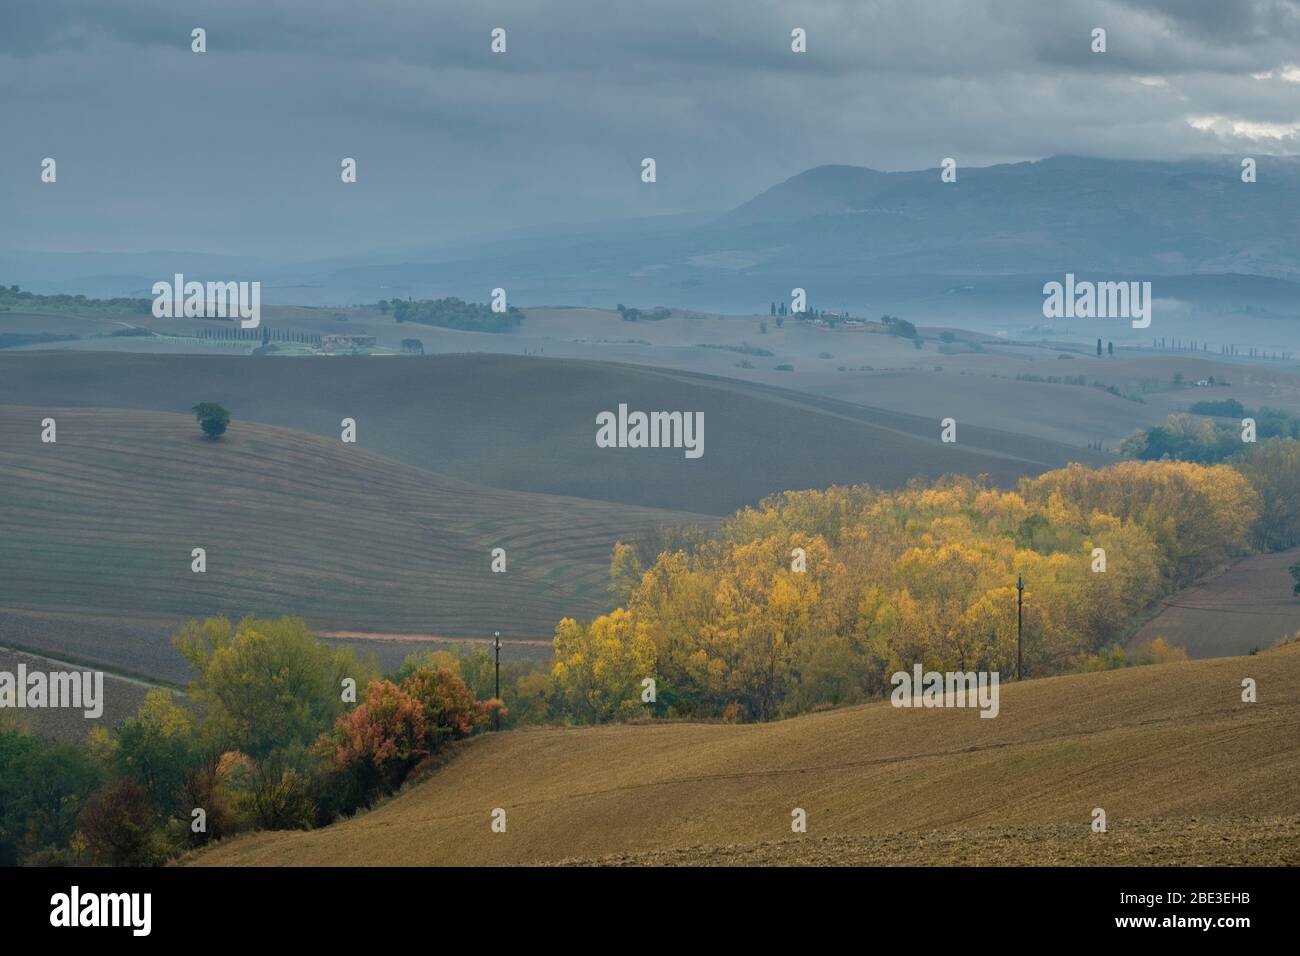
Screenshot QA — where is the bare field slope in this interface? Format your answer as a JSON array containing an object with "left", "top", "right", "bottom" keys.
[
  {"left": 194, "top": 643, "right": 1300, "bottom": 867},
  {"left": 0, "top": 406, "right": 707, "bottom": 642},
  {"left": 1129, "top": 547, "right": 1300, "bottom": 659},
  {"left": 0, "top": 647, "right": 157, "bottom": 742},
  {"left": 0, "top": 352, "right": 1109, "bottom": 514}
]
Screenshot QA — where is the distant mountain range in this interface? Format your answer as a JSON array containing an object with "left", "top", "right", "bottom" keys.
[{"left": 8, "top": 155, "right": 1300, "bottom": 336}]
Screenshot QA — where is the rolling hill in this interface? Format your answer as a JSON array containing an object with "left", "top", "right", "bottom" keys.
[
  {"left": 0, "top": 352, "right": 1109, "bottom": 514},
  {"left": 0, "top": 405, "right": 708, "bottom": 648},
  {"left": 262, "top": 155, "right": 1300, "bottom": 331},
  {"left": 193, "top": 642, "right": 1300, "bottom": 866}
]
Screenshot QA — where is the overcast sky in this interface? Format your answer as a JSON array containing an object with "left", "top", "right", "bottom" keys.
[{"left": 4, "top": 0, "right": 1300, "bottom": 260}]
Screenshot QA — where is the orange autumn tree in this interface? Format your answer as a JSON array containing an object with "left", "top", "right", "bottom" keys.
[
  {"left": 552, "top": 608, "right": 655, "bottom": 722},
  {"left": 328, "top": 680, "right": 427, "bottom": 795},
  {"left": 322, "top": 666, "right": 485, "bottom": 797}
]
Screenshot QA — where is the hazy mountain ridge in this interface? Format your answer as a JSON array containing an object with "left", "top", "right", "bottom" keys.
[{"left": 8, "top": 156, "right": 1300, "bottom": 323}]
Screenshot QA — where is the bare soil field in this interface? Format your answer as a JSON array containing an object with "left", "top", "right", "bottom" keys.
[
  {"left": 0, "top": 352, "right": 1109, "bottom": 514},
  {"left": 0, "top": 607, "right": 190, "bottom": 685},
  {"left": 0, "top": 647, "right": 157, "bottom": 743},
  {"left": 1130, "top": 547, "right": 1300, "bottom": 658},
  {"left": 7, "top": 306, "right": 1297, "bottom": 459},
  {"left": 0, "top": 406, "right": 706, "bottom": 649},
  {"left": 565, "top": 817, "right": 1300, "bottom": 866},
  {"left": 192, "top": 642, "right": 1300, "bottom": 867}
]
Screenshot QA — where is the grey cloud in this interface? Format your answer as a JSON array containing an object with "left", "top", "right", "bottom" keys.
[{"left": 1, "top": 0, "right": 1297, "bottom": 259}]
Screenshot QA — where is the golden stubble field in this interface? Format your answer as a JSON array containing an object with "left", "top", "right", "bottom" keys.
[{"left": 193, "top": 642, "right": 1300, "bottom": 867}]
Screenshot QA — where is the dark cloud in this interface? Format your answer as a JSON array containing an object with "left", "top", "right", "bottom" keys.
[{"left": 2, "top": 0, "right": 1298, "bottom": 258}]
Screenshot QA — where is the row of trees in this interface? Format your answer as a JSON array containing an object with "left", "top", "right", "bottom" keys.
[
  {"left": 7, "top": 448, "right": 1296, "bottom": 863},
  {"left": 1121, "top": 409, "right": 1300, "bottom": 465},
  {"left": 0, "top": 616, "right": 500, "bottom": 866},
  {"left": 380, "top": 297, "right": 523, "bottom": 332},
  {"left": 0, "top": 283, "right": 151, "bottom": 314},
  {"left": 617, "top": 304, "right": 671, "bottom": 321},
  {"left": 546, "top": 451, "right": 1296, "bottom": 723}
]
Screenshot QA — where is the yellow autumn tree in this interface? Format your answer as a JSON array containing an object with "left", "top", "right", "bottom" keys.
[
  {"left": 552, "top": 609, "right": 656, "bottom": 722},
  {"left": 559, "top": 459, "right": 1271, "bottom": 722}
]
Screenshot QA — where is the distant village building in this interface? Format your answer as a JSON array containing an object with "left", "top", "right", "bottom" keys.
[{"left": 321, "top": 334, "right": 377, "bottom": 352}]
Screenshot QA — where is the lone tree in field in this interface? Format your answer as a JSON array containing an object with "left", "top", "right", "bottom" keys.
[
  {"left": 191, "top": 402, "right": 231, "bottom": 440},
  {"left": 1290, "top": 560, "right": 1300, "bottom": 596}
]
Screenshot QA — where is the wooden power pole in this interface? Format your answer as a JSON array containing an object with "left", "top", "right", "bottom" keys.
[{"left": 1016, "top": 573, "right": 1024, "bottom": 680}]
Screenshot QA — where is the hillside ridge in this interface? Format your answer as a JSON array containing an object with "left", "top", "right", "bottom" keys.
[{"left": 192, "top": 642, "right": 1300, "bottom": 866}]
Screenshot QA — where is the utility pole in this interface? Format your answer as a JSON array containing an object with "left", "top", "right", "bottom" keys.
[
  {"left": 1016, "top": 572, "right": 1024, "bottom": 680},
  {"left": 493, "top": 630, "right": 501, "bottom": 730}
]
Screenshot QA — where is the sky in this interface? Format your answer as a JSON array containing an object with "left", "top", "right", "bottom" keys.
[{"left": 3, "top": 0, "right": 1300, "bottom": 260}]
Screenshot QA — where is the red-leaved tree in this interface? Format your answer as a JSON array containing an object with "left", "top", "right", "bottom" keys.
[
  {"left": 323, "top": 667, "right": 484, "bottom": 799},
  {"left": 402, "top": 666, "right": 479, "bottom": 745},
  {"left": 329, "top": 680, "right": 427, "bottom": 794}
]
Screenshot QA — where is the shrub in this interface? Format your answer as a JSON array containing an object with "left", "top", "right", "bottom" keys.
[
  {"left": 178, "top": 752, "right": 241, "bottom": 847},
  {"left": 78, "top": 780, "right": 168, "bottom": 867},
  {"left": 1144, "top": 637, "right": 1190, "bottom": 664},
  {"left": 243, "top": 755, "right": 316, "bottom": 831},
  {"left": 509, "top": 670, "right": 558, "bottom": 725},
  {"left": 307, "top": 760, "right": 370, "bottom": 825}
]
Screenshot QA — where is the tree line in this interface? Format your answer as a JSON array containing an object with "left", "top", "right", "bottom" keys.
[
  {"left": 0, "top": 617, "right": 501, "bottom": 866},
  {"left": 1121, "top": 407, "right": 1300, "bottom": 468},
  {"left": 541, "top": 446, "right": 1299, "bottom": 722},
  {"left": 380, "top": 296, "right": 523, "bottom": 332},
  {"left": 0, "top": 284, "right": 152, "bottom": 315},
  {"left": 5, "top": 447, "right": 1297, "bottom": 864}
]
